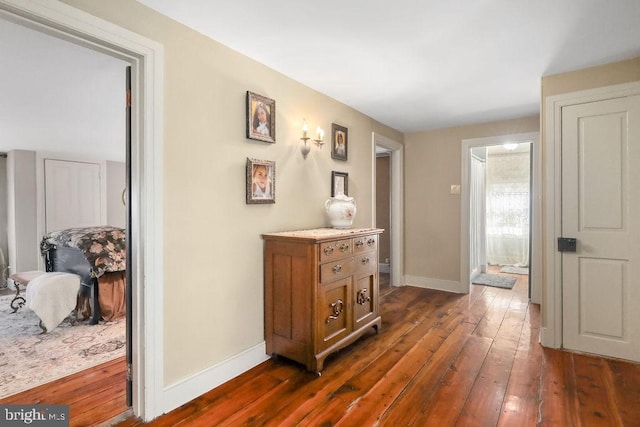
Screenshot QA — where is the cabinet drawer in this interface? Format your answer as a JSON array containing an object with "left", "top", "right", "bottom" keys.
[
  {"left": 354, "top": 250, "right": 376, "bottom": 274},
  {"left": 320, "top": 238, "right": 353, "bottom": 262},
  {"left": 353, "top": 234, "right": 378, "bottom": 254},
  {"left": 320, "top": 257, "right": 353, "bottom": 283}
]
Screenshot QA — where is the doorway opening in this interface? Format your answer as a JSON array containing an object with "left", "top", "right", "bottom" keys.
[
  {"left": 375, "top": 148, "right": 391, "bottom": 295},
  {"left": 0, "top": 0, "right": 164, "bottom": 421},
  {"left": 0, "top": 12, "right": 128, "bottom": 405},
  {"left": 461, "top": 132, "right": 541, "bottom": 302},
  {"left": 470, "top": 143, "right": 531, "bottom": 296},
  {"left": 373, "top": 133, "right": 404, "bottom": 289}
]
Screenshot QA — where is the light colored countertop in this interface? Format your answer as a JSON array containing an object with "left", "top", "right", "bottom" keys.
[{"left": 262, "top": 227, "right": 384, "bottom": 243}]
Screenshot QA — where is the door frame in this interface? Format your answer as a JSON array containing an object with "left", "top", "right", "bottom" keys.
[
  {"left": 542, "top": 81, "right": 640, "bottom": 349},
  {"left": 372, "top": 133, "right": 404, "bottom": 286},
  {"left": 461, "top": 132, "right": 541, "bottom": 299},
  {"left": 0, "top": 0, "right": 164, "bottom": 421}
]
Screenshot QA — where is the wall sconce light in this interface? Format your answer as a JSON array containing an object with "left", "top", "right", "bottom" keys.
[{"left": 300, "top": 119, "right": 324, "bottom": 158}]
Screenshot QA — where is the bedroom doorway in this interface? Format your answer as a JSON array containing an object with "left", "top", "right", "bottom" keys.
[
  {"left": 0, "top": 10, "right": 131, "bottom": 412},
  {"left": 0, "top": 1, "right": 165, "bottom": 420},
  {"left": 461, "top": 132, "right": 541, "bottom": 302}
]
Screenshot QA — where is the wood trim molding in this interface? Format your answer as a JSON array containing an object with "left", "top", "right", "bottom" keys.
[
  {"left": 372, "top": 133, "right": 404, "bottom": 287},
  {"left": 0, "top": 0, "right": 165, "bottom": 420},
  {"left": 460, "top": 132, "right": 541, "bottom": 297},
  {"left": 403, "top": 275, "right": 461, "bottom": 293},
  {"left": 542, "top": 81, "right": 640, "bottom": 350}
]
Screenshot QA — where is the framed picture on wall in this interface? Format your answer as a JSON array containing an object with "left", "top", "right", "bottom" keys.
[
  {"left": 246, "top": 158, "right": 276, "bottom": 204},
  {"left": 331, "top": 171, "right": 348, "bottom": 196},
  {"left": 331, "top": 123, "right": 348, "bottom": 161},
  {"left": 246, "top": 91, "right": 276, "bottom": 143}
]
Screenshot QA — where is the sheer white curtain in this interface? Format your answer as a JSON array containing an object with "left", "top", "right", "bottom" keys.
[
  {"left": 486, "top": 150, "right": 530, "bottom": 266},
  {"left": 470, "top": 155, "right": 486, "bottom": 276}
]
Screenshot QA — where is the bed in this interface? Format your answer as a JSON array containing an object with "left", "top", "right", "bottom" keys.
[{"left": 40, "top": 226, "right": 126, "bottom": 324}]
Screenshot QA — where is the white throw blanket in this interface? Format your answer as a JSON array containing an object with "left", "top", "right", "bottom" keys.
[{"left": 26, "top": 272, "right": 80, "bottom": 332}]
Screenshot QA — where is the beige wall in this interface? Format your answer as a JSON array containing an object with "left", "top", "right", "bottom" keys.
[
  {"left": 61, "top": 0, "right": 402, "bottom": 386},
  {"left": 404, "top": 116, "right": 539, "bottom": 283},
  {"left": 542, "top": 57, "right": 640, "bottom": 99},
  {"left": 541, "top": 57, "right": 640, "bottom": 155}
]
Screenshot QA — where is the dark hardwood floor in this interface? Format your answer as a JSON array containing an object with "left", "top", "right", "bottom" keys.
[
  {"left": 5, "top": 269, "right": 639, "bottom": 426},
  {"left": 0, "top": 356, "right": 129, "bottom": 427}
]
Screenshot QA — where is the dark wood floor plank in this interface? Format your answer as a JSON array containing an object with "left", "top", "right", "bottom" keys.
[
  {"left": 410, "top": 334, "right": 493, "bottom": 426},
  {"left": 572, "top": 353, "right": 623, "bottom": 427},
  {"left": 456, "top": 292, "right": 528, "bottom": 426},
  {"left": 69, "top": 380, "right": 127, "bottom": 427},
  {"left": 295, "top": 313, "right": 466, "bottom": 426},
  {"left": 605, "top": 357, "right": 640, "bottom": 426},
  {"left": 337, "top": 321, "right": 476, "bottom": 426},
  {"left": 471, "top": 287, "right": 517, "bottom": 339},
  {"left": 382, "top": 335, "right": 492, "bottom": 426},
  {"left": 561, "top": 351, "right": 582, "bottom": 426},
  {"left": 0, "top": 357, "right": 127, "bottom": 426},
  {"left": 151, "top": 367, "right": 287, "bottom": 426},
  {"left": 497, "top": 304, "right": 543, "bottom": 426},
  {"left": 6, "top": 269, "right": 638, "bottom": 427},
  {"left": 539, "top": 348, "right": 582, "bottom": 426},
  {"left": 265, "top": 288, "right": 463, "bottom": 426}
]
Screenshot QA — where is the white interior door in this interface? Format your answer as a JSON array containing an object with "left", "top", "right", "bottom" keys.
[
  {"left": 561, "top": 94, "right": 640, "bottom": 362},
  {"left": 44, "top": 158, "right": 103, "bottom": 232}
]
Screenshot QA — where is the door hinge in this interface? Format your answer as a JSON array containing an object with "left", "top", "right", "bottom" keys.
[{"left": 126, "top": 363, "right": 132, "bottom": 381}]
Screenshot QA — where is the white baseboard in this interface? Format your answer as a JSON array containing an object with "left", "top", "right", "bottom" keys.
[
  {"left": 162, "top": 342, "right": 269, "bottom": 415},
  {"left": 403, "top": 275, "right": 462, "bottom": 293},
  {"left": 379, "top": 263, "right": 390, "bottom": 273},
  {"left": 540, "top": 326, "right": 560, "bottom": 349}
]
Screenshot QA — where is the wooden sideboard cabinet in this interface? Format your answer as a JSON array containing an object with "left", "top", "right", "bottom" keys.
[{"left": 263, "top": 228, "right": 383, "bottom": 373}]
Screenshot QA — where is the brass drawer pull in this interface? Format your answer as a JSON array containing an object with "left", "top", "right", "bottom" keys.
[
  {"left": 332, "top": 264, "right": 342, "bottom": 274},
  {"left": 355, "top": 240, "right": 364, "bottom": 248},
  {"left": 367, "top": 238, "right": 375, "bottom": 246},
  {"left": 326, "top": 299, "right": 344, "bottom": 323},
  {"left": 357, "top": 289, "right": 371, "bottom": 305},
  {"left": 324, "top": 246, "right": 334, "bottom": 256},
  {"left": 361, "top": 257, "right": 370, "bottom": 265},
  {"left": 339, "top": 243, "right": 350, "bottom": 252}
]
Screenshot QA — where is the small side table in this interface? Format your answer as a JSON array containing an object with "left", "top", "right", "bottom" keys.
[{"left": 8, "top": 271, "right": 45, "bottom": 313}]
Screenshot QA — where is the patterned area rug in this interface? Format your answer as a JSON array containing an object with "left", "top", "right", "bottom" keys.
[
  {"left": 472, "top": 273, "right": 516, "bottom": 289},
  {"left": 0, "top": 292, "right": 125, "bottom": 399}
]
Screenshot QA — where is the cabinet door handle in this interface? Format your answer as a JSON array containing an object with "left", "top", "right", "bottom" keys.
[
  {"left": 332, "top": 264, "right": 342, "bottom": 274},
  {"left": 355, "top": 240, "right": 364, "bottom": 248},
  {"left": 326, "top": 299, "right": 344, "bottom": 323},
  {"left": 324, "top": 246, "right": 334, "bottom": 256},
  {"left": 357, "top": 288, "right": 371, "bottom": 305},
  {"left": 361, "top": 257, "right": 370, "bottom": 265},
  {"left": 367, "top": 238, "right": 375, "bottom": 246},
  {"left": 339, "top": 243, "right": 350, "bottom": 252}
]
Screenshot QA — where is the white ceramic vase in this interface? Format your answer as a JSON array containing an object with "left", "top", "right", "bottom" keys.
[{"left": 325, "top": 193, "right": 357, "bottom": 229}]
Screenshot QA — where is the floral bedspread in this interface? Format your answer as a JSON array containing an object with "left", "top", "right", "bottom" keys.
[{"left": 40, "top": 226, "right": 126, "bottom": 278}]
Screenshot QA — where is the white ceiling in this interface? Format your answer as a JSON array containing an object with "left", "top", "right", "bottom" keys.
[
  {"left": 0, "top": 17, "right": 128, "bottom": 161},
  {"left": 138, "top": 0, "right": 640, "bottom": 132}
]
